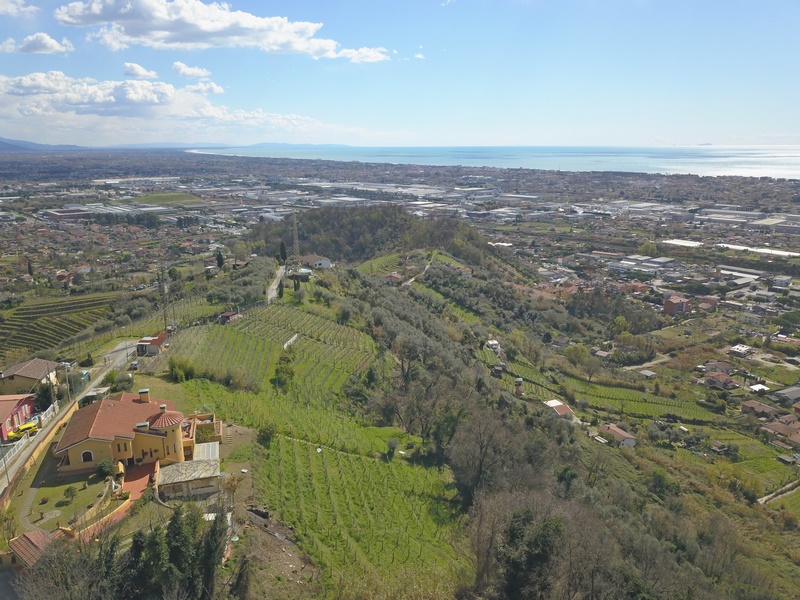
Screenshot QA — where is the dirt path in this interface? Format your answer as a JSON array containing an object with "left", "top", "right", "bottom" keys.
[{"left": 622, "top": 354, "right": 671, "bottom": 371}]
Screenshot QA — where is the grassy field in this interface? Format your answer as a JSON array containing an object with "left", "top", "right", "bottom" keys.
[
  {"left": 127, "top": 192, "right": 204, "bottom": 205},
  {"left": 131, "top": 301, "right": 466, "bottom": 594},
  {"left": 356, "top": 253, "right": 401, "bottom": 276}
]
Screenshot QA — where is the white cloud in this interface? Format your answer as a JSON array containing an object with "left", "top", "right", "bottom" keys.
[
  {"left": 54, "top": 0, "right": 390, "bottom": 63},
  {"left": 414, "top": 53, "right": 425, "bottom": 60},
  {"left": 0, "top": 0, "right": 37, "bottom": 16},
  {"left": 0, "top": 33, "right": 74, "bottom": 54},
  {"left": 0, "top": 70, "right": 345, "bottom": 145},
  {"left": 173, "top": 61, "right": 210, "bottom": 78},
  {"left": 124, "top": 62, "right": 158, "bottom": 78},
  {"left": 185, "top": 81, "right": 223, "bottom": 94}
]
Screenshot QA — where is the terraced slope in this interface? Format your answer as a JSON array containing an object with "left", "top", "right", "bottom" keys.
[{"left": 0, "top": 293, "right": 117, "bottom": 364}]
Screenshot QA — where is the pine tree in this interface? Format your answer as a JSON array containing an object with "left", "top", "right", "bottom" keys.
[
  {"left": 229, "top": 552, "right": 252, "bottom": 599},
  {"left": 166, "top": 506, "right": 198, "bottom": 597},
  {"left": 199, "top": 513, "right": 227, "bottom": 600},
  {"left": 279, "top": 241, "right": 287, "bottom": 265}
]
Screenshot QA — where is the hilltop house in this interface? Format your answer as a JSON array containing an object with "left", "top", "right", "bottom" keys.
[
  {"left": 543, "top": 399, "right": 574, "bottom": 418},
  {"left": 0, "top": 358, "right": 60, "bottom": 395},
  {"left": 599, "top": 424, "right": 637, "bottom": 448},
  {"left": 704, "top": 371, "right": 740, "bottom": 390},
  {"left": 300, "top": 254, "right": 333, "bottom": 269},
  {"left": 0, "top": 394, "right": 37, "bottom": 442},
  {"left": 53, "top": 389, "right": 222, "bottom": 477},
  {"left": 136, "top": 332, "right": 170, "bottom": 356}
]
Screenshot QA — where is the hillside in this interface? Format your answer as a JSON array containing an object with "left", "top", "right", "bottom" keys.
[{"left": 10, "top": 206, "right": 800, "bottom": 599}]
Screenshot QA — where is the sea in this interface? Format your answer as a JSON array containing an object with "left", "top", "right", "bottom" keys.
[{"left": 189, "top": 145, "right": 800, "bottom": 180}]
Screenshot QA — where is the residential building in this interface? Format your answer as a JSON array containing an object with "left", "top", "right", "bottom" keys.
[
  {"left": 136, "top": 332, "right": 170, "bottom": 356},
  {"left": 0, "top": 358, "right": 60, "bottom": 395},
  {"left": 0, "top": 394, "right": 37, "bottom": 442},
  {"left": 53, "top": 389, "right": 222, "bottom": 474},
  {"left": 741, "top": 399, "right": 781, "bottom": 419},
  {"left": 299, "top": 254, "right": 333, "bottom": 269},
  {"left": 599, "top": 424, "right": 637, "bottom": 448},
  {"left": 664, "top": 296, "right": 693, "bottom": 316},
  {"left": 543, "top": 399, "right": 574, "bottom": 418}
]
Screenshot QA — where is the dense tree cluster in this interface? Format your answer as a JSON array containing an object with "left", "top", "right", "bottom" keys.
[
  {"left": 206, "top": 257, "right": 274, "bottom": 307},
  {"left": 14, "top": 507, "right": 245, "bottom": 600}
]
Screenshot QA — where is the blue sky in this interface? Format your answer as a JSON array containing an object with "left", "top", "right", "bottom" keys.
[{"left": 0, "top": 0, "right": 798, "bottom": 147}]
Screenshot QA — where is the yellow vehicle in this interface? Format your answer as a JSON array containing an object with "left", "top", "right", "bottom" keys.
[{"left": 7, "top": 421, "right": 38, "bottom": 441}]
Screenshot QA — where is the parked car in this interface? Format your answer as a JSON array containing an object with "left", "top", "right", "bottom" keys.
[{"left": 7, "top": 421, "right": 38, "bottom": 441}]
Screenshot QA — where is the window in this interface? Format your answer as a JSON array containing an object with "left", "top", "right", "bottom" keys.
[
  {"left": 117, "top": 443, "right": 121, "bottom": 452},
  {"left": 81, "top": 450, "right": 94, "bottom": 463},
  {"left": 124, "top": 442, "right": 128, "bottom": 451},
  {"left": 166, "top": 446, "right": 170, "bottom": 456}
]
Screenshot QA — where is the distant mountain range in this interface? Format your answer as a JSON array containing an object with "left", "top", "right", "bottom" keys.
[
  {"left": 0, "top": 137, "right": 85, "bottom": 152},
  {"left": 0, "top": 137, "right": 356, "bottom": 152}
]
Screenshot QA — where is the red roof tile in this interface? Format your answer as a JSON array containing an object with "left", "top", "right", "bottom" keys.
[
  {"left": 54, "top": 392, "right": 177, "bottom": 454},
  {"left": 9, "top": 530, "right": 53, "bottom": 568},
  {"left": 0, "top": 394, "right": 34, "bottom": 423}
]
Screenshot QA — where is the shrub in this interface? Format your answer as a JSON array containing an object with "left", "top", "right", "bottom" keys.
[
  {"left": 95, "top": 458, "right": 115, "bottom": 478},
  {"left": 63, "top": 486, "right": 77, "bottom": 504}
]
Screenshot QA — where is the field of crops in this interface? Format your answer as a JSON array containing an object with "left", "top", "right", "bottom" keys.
[
  {"left": 357, "top": 253, "right": 401, "bottom": 276},
  {"left": 563, "top": 375, "right": 718, "bottom": 422},
  {"left": 473, "top": 346, "right": 719, "bottom": 423},
  {"left": 138, "top": 301, "right": 464, "bottom": 591},
  {"left": 0, "top": 293, "right": 117, "bottom": 364}
]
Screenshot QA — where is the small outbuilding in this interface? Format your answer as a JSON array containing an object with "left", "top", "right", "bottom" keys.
[{"left": 157, "top": 441, "right": 221, "bottom": 500}]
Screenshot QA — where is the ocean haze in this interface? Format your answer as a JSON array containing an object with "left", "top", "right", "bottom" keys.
[{"left": 189, "top": 145, "right": 800, "bottom": 179}]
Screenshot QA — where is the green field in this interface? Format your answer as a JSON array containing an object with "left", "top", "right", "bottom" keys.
[
  {"left": 357, "top": 253, "right": 401, "bottom": 276},
  {"left": 135, "top": 301, "right": 464, "bottom": 594},
  {"left": 128, "top": 192, "right": 204, "bottom": 205}
]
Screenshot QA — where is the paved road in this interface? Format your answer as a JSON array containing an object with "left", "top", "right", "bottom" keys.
[
  {"left": 267, "top": 265, "right": 285, "bottom": 302},
  {"left": 0, "top": 341, "right": 133, "bottom": 499}
]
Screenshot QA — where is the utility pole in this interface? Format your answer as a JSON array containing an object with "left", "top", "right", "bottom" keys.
[
  {"left": 159, "top": 257, "right": 169, "bottom": 332},
  {"left": 291, "top": 213, "right": 301, "bottom": 267}
]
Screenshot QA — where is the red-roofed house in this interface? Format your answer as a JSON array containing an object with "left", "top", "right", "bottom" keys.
[
  {"left": 0, "top": 394, "right": 37, "bottom": 442},
  {"left": 543, "top": 399, "right": 575, "bottom": 418},
  {"left": 8, "top": 530, "right": 63, "bottom": 568},
  {"left": 54, "top": 389, "right": 187, "bottom": 475},
  {"left": 136, "top": 332, "right": 170, "bottom": 356},
  {"left": 704, "top": 371, "right": 740, "bottom": 390},
  {"left": 599, "top": 424, "right": 637, "bottom": 448},
  {"left": 664, "top": 296, "right": 693, "bottom": 316}
]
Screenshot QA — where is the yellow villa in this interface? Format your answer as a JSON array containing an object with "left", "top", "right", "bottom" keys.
[{"left": 53, "top": 388, "right": 221, "bottom": 474}]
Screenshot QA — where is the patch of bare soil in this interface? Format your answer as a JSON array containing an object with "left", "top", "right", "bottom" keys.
[{"left": 222, "top": 424, "right": 324, "bottom": 599}]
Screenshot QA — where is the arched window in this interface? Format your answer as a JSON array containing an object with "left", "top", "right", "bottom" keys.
[{"left": 81, "top": 450, "right": 94, "bottom": 463}]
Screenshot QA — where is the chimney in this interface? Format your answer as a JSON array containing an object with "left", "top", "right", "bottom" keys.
[
  {"left": 138, "top": 388, "right": 151, "bottom": 403},
  {"left": 160, "top": 404, "right": 167, "bottom": 413}
]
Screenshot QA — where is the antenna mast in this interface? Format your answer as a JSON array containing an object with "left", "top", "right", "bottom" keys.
[{"left": 291, "top": 213, "right": 301, "bottom": 266}]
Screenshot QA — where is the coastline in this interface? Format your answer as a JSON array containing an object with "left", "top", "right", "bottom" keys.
[{"left": 185, "top": 145, "right": 800, "bottom": 179}]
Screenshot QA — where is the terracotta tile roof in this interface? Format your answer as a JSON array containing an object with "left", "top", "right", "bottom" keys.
[
  {"left": 149, "top": 409, "right": 184, "bottom": 429},
  {"left": 0, "top": 394, "right": 34, "bottom": 423},
  {"left": 1, "top": 358, "right": 59, "bottom": 381},
  {"left": 9, "top": 530, "right": 53, "bottom": 568},
  {"left": 54, "top": 392, "right": 176, "bottom": 455}
]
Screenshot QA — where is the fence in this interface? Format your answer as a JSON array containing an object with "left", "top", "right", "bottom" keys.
[
  {"left": 38, "top": 402, "right": 58, "bottom": 428},
  {"left": 0, "top": 433, "right": 33, "bottom": 480}
]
